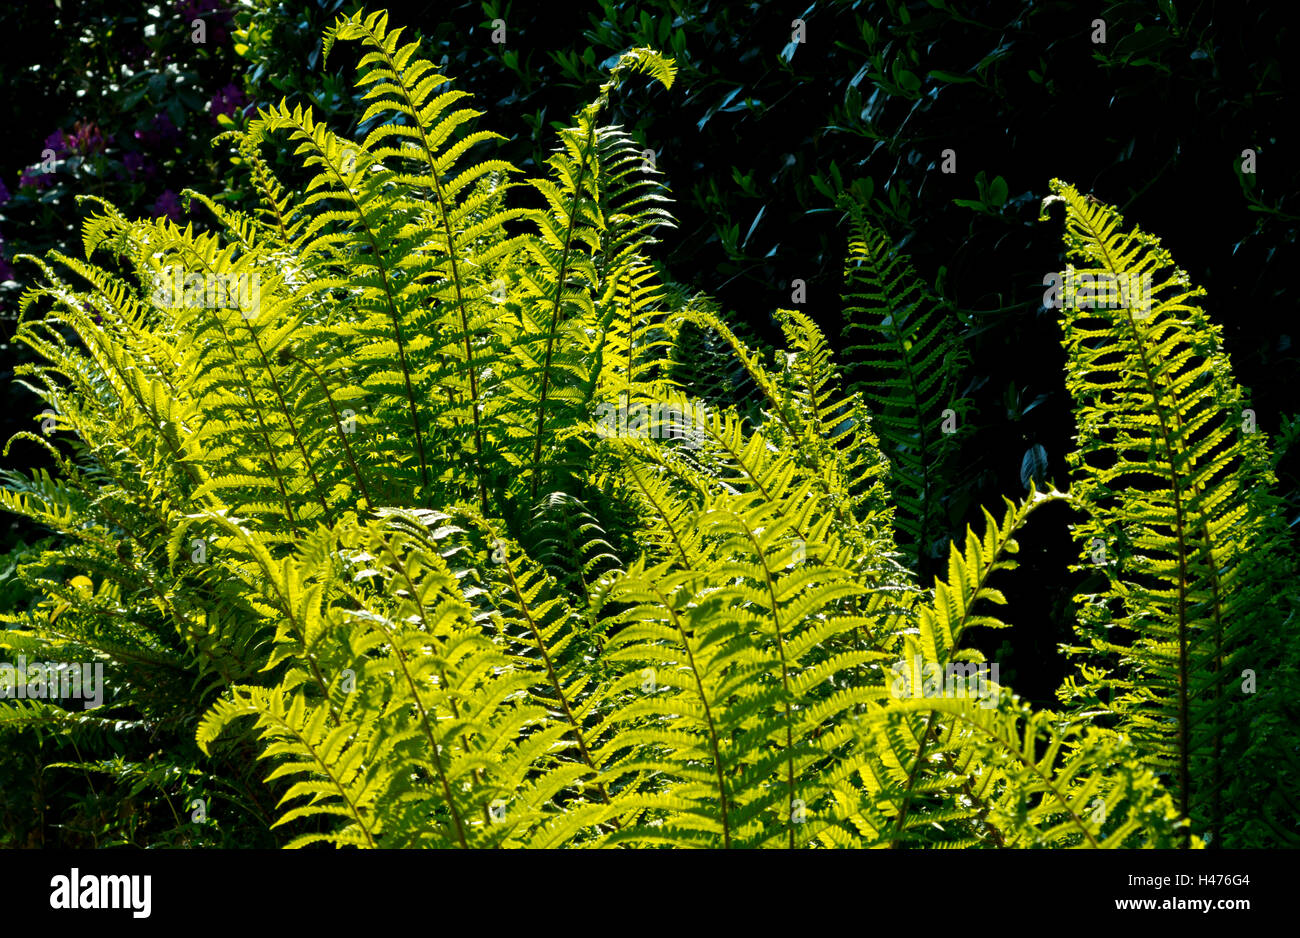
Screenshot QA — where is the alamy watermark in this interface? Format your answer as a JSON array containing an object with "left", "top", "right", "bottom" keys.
[
  {"left": 888, "top": 655, "right": 999, "bottom": 709},
  {"left": 50, "top": 869, "right": 150, "bottom": 918},
  {"left": 151, "top": 266, "right": 261, "bottom": 318},
  {"left": 0, "top": 657, "right": 104, "bottom": 709},
  {"left": 1043, "top": 268, "right": 1153, "bottom": 316},
  {"left": 594, "top": 393, "right": 706, "bottom": 449}
]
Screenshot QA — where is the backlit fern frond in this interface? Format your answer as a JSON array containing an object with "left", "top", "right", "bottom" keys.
[
  {"left": 857, "top": 693, "right": 1185, "bottom": 848},
  {"left": 595, "top": 492, "right": 890, "bottom": 848},
  {"left": 1043, "top": 178, "right": 1300, "bottom": 847},
  {"left": 196, "top": 509, "right": 603, "bottom": 847},
  {"left": 851, "top": 488, "right": 1073, "bottom": 847}
]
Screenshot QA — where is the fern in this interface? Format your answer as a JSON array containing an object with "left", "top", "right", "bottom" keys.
[
  {"left": 1043, "top": 179, "right": 1300, "bottom": 847},
  {"left": 839, "top": 201, "right": 972, "bottom": 567}
]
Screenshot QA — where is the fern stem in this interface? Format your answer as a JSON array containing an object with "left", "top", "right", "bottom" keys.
[
  {"left": 168, "top": 236, "right": 333, "bottom": 524},
  {"left": 372, "top": 244, "right": 432, "bottom": 504},
  {"left": 406, "top": 99, "right": 488, "bottom": 513},
  {"left": 258, "top": 701, "right": 378, "bottom": 847},
  {"left": 242, "top": 332, "right": 333, "bottom": 524},
  {"left": 245, "top": 141, "right": 295, "bottom": 248},
  {"left": 889, "top": 710, "right": 939, "bottom": 848},
  {"left": 374, "top": 539, "right": 475, "bottom": 846},
  {"left": 620, "top": 268, "right": 635, "bottom": 393},
  {"left": 890, "top": 493, "right": 1060, "bottom": 844},
  {"left": 236, "top": 536, "right": 340, "bottom": 724},
  {"left": 497, "top": 547, "right": 617, "bottom": 816},
  {"left": 530, "top": 119, "right": 597, "bottom": 500},
  {"left": 624, "top": 459, "right": 691, "bottom": 567},
  {"left": 363, "top": 597, "right": 471, "bottom": 849},
  {"left": 284, "top": 351, "right": 375, "bottom": 510},
  {"left": 1209, "top": 541, "right": 1224, "bottom": 848},
  {"left": 1076, "top": 211, "right": 1199, "bottom": 846},
  {"left": 288, "top": 122, "right": 432, "bottom": 501},
  {"left": 951, "top": 707, "right": 1102, "bottom": 848},
  {"left": 883, "top": 305, "right": 937, "bottom": 568},
  {"left": 189, "top": 304, "right": 303, "bottom": 528},
  {"left": 737, "top": 521, "right": 797, "bottom": 849},
  {"left": 935, "top": 734, "right": 1007, "bottom": 847},
  {"left": 653, "top": 585, "right": 731, "bottom": 848},
  {"left": 353, "top": 18, "right": 484, "bottom": 511}
]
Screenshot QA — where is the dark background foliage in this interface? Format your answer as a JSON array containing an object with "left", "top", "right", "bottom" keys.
[{"left": 0, "top": 0, "right": 1295, "bottom": 843}]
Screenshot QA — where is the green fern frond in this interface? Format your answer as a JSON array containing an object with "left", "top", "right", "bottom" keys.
[
  {"left": 839, "top": 203, "right": 972, "bottom": 566},
  {"left": 1043, "top": 178, "right": 1300, "bottom": 847}
]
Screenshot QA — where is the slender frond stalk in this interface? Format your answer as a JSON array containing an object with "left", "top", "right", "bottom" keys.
[
  {"left": 283, "top": 350, "right": 375, "bottom": 511},
  {"left": 531, "top": 120, "right": 597, "bottom": 500}
]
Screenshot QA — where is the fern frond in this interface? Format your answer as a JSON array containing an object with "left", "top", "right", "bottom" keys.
[
  {"left": 1043, "top": 179, "right": 1300, "bottom": 846},
  {"left": 839, "top": 203, "right": 972, "bottom": 565}
]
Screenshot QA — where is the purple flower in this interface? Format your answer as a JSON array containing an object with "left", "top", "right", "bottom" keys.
[
  {"left": 134, "top": 113, "right": 179, "bottom": 149},
  {"left": 66, "top": 121, "right": 111, "bottom": 157},
  {"left": 120, "top": 152, "right": 154, "bottom": 181},
  {"left": 208, "top": 83, "right": 248, "bottom": 126},
  {"left": 19, "top": 168, "right": 51, "bottom": 191},
  {"left": 0, "top": 178, "right": 10, "bottom": 206},
  {"left": 152, "top": 189, "right": 183, "bottom": 222},
  {"left": 43, "top": 129, "right": 69, "bottom": 159}
]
